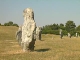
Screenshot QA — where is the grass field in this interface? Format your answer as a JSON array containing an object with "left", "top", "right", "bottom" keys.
[{"left": 0, "top": 26, "right": 80, "bottom": 60}]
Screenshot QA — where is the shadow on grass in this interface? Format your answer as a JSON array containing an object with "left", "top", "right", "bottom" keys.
[{"left": 35, "top": 48, "right": 50, "bottom": 52}]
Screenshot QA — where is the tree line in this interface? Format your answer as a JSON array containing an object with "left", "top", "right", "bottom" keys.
[
  {"left": 0, "top": 21, "right": 18, "bottom": 27},
  {"left": 0, "top": 20, "right": 80, "bottom": 36},
  {"left": 42, "top": 20, "right": 80, "bottom": 36}
]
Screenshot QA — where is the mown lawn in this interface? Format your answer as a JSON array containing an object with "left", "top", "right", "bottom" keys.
[{"left": 0, "top": 26, "right": 80, "bottom": 60}]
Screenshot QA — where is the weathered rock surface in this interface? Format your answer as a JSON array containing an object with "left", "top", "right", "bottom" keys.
[
  {"left": 21, "top": 8, "right": 36, "bottom": 52},
  {"left": 16, "top": 26, "right": 22, "bottom": 45},
  {"left": 36, "top": 26, "right": 42, "bottom": 40}
]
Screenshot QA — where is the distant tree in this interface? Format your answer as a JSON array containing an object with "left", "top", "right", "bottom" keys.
[
  {"left": 8, "top": 21, "right": 13, "bottom": 26},
  {"left": 59, "top": 23, "right": 65, "bottom": 30},
  {"left": 76, "top": 25, "right": 80, "bottom": 35},
  {"left": 4, "top": 21, "right": 19, "bottom": 27},
  {"left": 42, "top": 20, "right": 77, "bottom": 35},
  {"left": 4, "top": 23, "right": 9, "bottom": 26},
  {"left": 52, "top": 23, "right": 59, "bottom": 30},
  {"left": 65, "top": 20, "right": 76, "bottom": 35},
  {"left": 42, "top": 25, "right": 52, "bottom": 30},
  {"left": 4, "top": 21, "right": 13, "bottom": 26},
  {"left": 13, "top": 23, "right": 19, "bottom": 27},
  {"left": 76, "top": 25, "right": 80, "bottom": 31},
  {"left": 60, "top": 23, "right": 64, "bottom": 26}
]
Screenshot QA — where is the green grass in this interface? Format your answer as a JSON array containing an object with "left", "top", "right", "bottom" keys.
[{"left": 0, "top": 26, "right": 80, "bottom": 60}]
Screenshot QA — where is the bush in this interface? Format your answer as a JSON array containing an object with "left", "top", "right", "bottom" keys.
[
  {"left": 42, "top": 30, "right": 59, "bottom": 35},
  {"left": 13, "top": 23, "right": 19, "bottom": 27},
  {"left": 4, "top": 23, "right": 9, "bottom": 26},
  {"left": 8, "top": 21, "right": 13, "bottom": 26},
  {"left": 4, "top": 21, "right": 19, "bottom": 27},
  {"left": 62, "top": 30, "right": 68, "bottom": 35}
]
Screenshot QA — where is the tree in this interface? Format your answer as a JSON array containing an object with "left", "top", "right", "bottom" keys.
[
  {"left": 4, "top": 21, "right": 19, "bottom": 27},
  {"left": 65, "top": 20, "right": 76, "bottom": 35},
  {"left": 76, "top": 25, "right": 80, "bottom": 35},
  {"left": 76, "top": 25, "right": 80, "bottom": 31},
  {"left": 4, "top": 23, "right": 9, "bottom": 26},
  {"left": 59, "top": 23, "right": 65, "bottom": 30},
  {"left": 8, "top": 21, "right": 13, "bottom": 26},
  {"left": 13, "top": 23, "right": 19, "bottom": 27},
  {"left": 52, "top": 23, "right": 59, "bottom": 30},
  {"left": 42, "top": 20, "right": 77, "bottom": 35},
  {"left": 4, "top": 21, "right": 13, "bottom": 26}
]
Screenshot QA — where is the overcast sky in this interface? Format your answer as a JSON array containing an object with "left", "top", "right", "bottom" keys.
[{"left": 0, "top": 0, "right": 80, "bottom": 27}]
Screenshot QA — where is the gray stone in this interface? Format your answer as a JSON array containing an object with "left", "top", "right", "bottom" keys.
[
  {"left": 36, "top": 26, "right": 42, "bottom": 40},
  {"left": 16, "top": 26, "right": 22, "bottom": 45},
  {"left": 68, "top": 33, "right": 71, "bottom": 38},
  {"left": 21, "top": 8, "right": 36, "bottom": 52},
  {"left": 76, "top": 33, "right": 78, "bottom": 37},
  {"left": 59, "top": 29, "right": 63, "bottom": 39}
]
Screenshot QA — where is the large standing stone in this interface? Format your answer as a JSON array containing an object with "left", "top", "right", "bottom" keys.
[
  {"left": 36, "top": 26, "right": 42, "bottom": 40},
  {"left": 16, "top": 26, "right": 22, "bottom": 45},
  {"left": 21, "top": 8, "right": 36, "bottom": 52}
]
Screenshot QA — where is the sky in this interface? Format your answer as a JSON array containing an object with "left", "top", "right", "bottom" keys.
[{"left": 0, "top": 0, "right": 80, "bottom": 27}]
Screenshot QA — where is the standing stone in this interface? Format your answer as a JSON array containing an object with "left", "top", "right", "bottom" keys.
[
  {"left": 36, "top": 26, "right": 42, "bottom": 40},
  {"left": 68, "top": 33, "right": 71, "bottom": 38},
  {"left": 16, "top": 26, "right": 22, "bottom": 45},
  {"left": 59, "top": 29, "right": 63, "bottom": 39},
  {"left": 21, "top": 8, "right": 36, "bottom": 52},
  {"left": 76, "top": 32, "right": 78, "bottom": 37}
]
